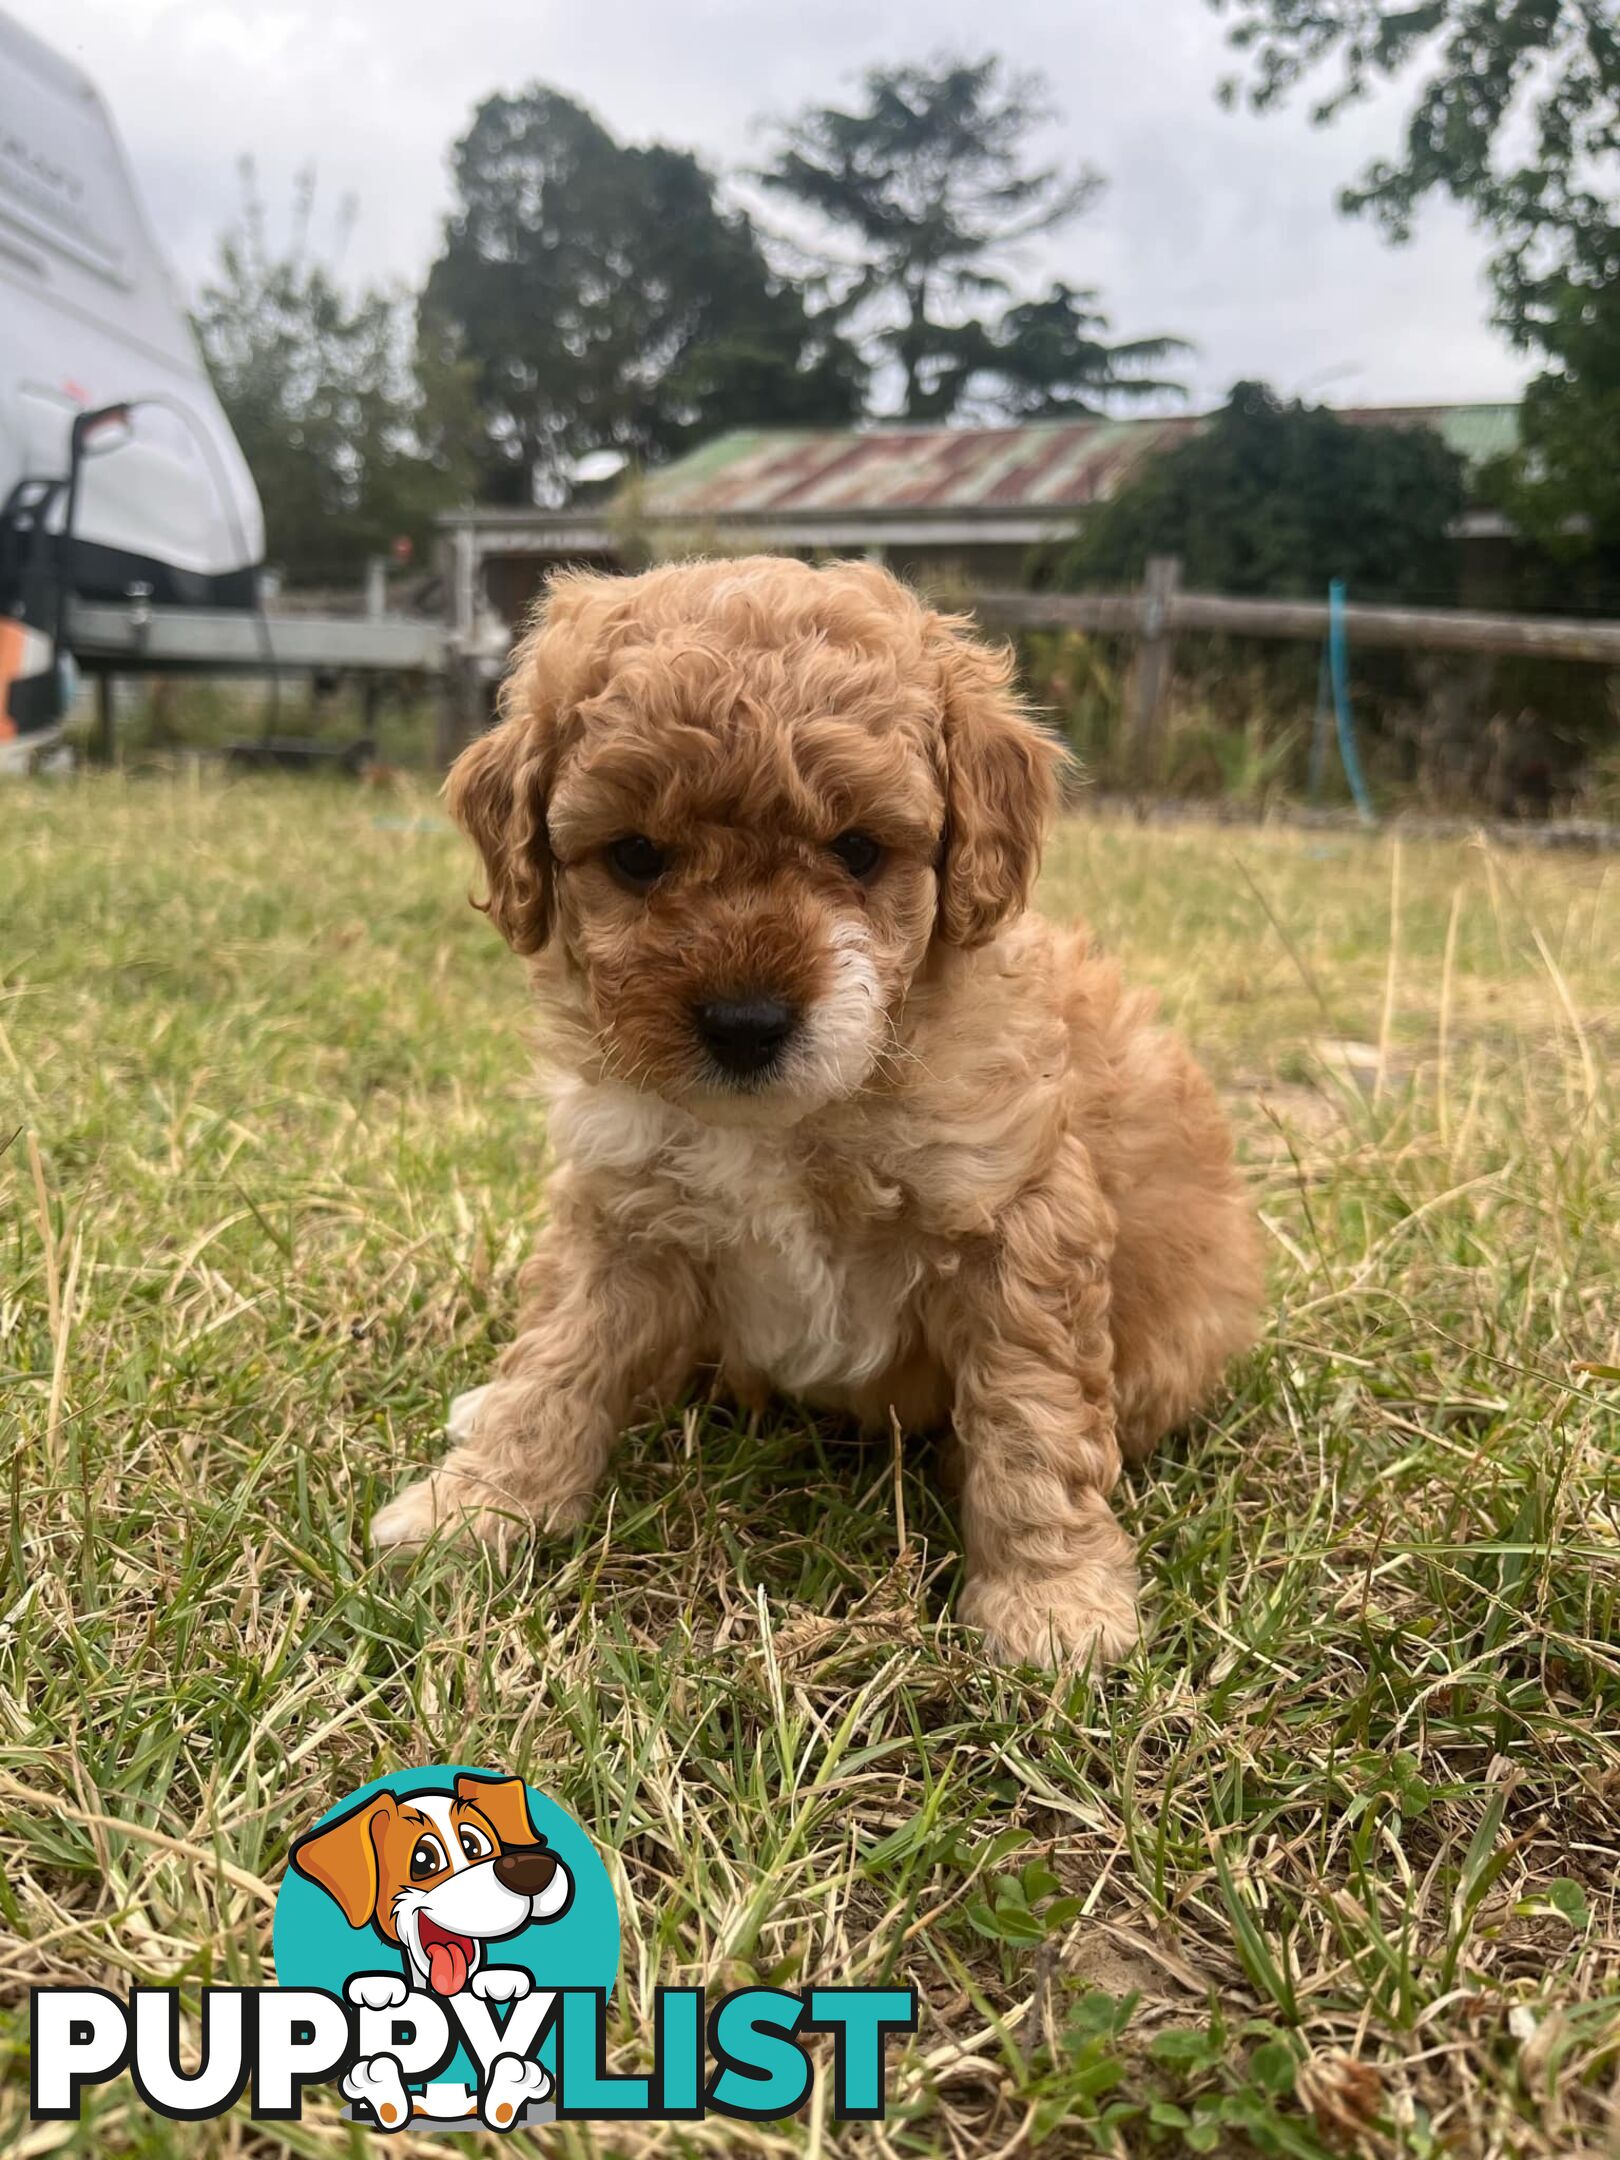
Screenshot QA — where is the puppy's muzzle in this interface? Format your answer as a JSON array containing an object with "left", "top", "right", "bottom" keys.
[
  {"left": 493, "top": 1844, "right": 562, "bottom": 1898},
  {"left": 693, "top": 993, "right": 800, "bottom": 1078}
]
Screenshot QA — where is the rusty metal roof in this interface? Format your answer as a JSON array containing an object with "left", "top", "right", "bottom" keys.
[
  {"left": 641, "top": 419, "right": 1193, "bottom": 520},
  {"left": 641, "top": 405, "right": 1519, "bottom": 522}
]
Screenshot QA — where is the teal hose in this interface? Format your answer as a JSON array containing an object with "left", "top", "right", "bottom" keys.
[{"left": 1328, "top": 577, "right": 1377, "bottom": 826}]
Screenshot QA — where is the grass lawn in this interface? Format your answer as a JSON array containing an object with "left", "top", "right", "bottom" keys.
[{"left": 2, "top": 775, "right": 1616, "bottom": 2158}]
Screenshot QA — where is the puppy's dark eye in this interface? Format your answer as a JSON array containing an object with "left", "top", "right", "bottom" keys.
[
  {"left": 828, "top": 831, "right": 883, "bottom": 881},
  {"left": 606, "top": 834, "right": 668, "bottom": 890},
  {"left": 459, "top": 1826, "right": 492, "bottom": 1861},
  {"left": 409, "top": 1835, "right": 447, "bottom": 1880}
]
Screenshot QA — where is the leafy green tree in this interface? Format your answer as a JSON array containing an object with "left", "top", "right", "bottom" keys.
[
  {"left": 1208, "top": 2, "right": 1620, "bottom": 545},
  {"left": 976, "top": 284, "right": 1190, "bottom": 417},
  {"left": 423, "top": 88, "right": 863, "bottom": 505},
  {"left": 1059, "top": 381, "right": 1465, "bottom": 600},
  {"left": 1490, "top": 280, "right": 1620, "bottom": 554},
  {"left": 759, "top": 57, "right": 1182, "bottom": 419},
  {"left": 194, "top": 167, "right": 476, "bottom": 584}
]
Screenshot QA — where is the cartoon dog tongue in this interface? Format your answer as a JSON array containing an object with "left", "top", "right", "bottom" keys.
[{"left": 422, "top": 1927, "right": 471, "bottom": 1996}]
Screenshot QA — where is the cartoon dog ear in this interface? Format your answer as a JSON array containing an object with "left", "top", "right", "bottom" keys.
[
  {"left": 443, "top": 623, "right": 562, "bottom": 955},
  {"left": 289, "top": 1794, "right": 396, "bottom": 1929},
  {"left": 454, "top": 1773, "right": 540, "bottom": 1849},
  {"left": 930, "top": 610, "right": 1064, "bottom": 949}
]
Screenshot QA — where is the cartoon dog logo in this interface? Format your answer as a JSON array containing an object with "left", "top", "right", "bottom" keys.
[{"left": 290, "top": 1773, "right": 573, "bottom": 2129}]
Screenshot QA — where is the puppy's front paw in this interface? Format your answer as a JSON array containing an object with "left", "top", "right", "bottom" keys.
[
  {"left": 962, "top": 1562, "right": 1140, "bottom": 1672},
  {"left": 446, "top": 1383, "right": 494, "bottom": 1442},
  {"left": 370, "top": 1459, "right": 513, "bottom": 1557},
  {"left": 470, "top": 1965, "right": 532, "bottom": 2003},
  {"left": 371, "top": 1437, "right": 594, "bottom": 1561}
]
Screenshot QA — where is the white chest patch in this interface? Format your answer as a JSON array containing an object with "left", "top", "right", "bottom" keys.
[{"left": 549, "top": 1081, "right": 913, "bottom": 1393}]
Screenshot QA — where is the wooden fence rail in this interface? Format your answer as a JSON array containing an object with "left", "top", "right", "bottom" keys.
[
  {"left": 974, "top": 584, "right": 1620, "bottom": 665},
  {"left": 971, "top": 559, "right": 1620, "bottom": 780}
]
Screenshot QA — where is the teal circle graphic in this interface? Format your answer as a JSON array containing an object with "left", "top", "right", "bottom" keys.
[{"left": 272, "top": 1764, "right": 619, "bottom": 2096}]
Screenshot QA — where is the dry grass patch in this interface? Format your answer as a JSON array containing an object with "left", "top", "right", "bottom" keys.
[{"left": 1, "top": 778, "right": 1616, "bottom": 2157}]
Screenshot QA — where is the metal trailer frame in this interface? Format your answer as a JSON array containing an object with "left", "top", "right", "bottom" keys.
[{"left": 53, "top": 585, "right": 453, "bottom": 767}]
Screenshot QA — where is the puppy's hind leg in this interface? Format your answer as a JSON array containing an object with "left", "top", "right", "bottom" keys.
[
  {"left": 373, "top": 1228, "right": 706, "bottom": 1557},
  {"left": 1105, "top": 1088, "right": 1263, "bottom": 1464}
]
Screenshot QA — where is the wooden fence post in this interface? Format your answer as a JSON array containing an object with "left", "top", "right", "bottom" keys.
[
  {"left": 437, "top": 525, "right": 479, "bottom": 767},
  {"left": 1130, "top": 555, "right": 1181, "bottom": 781},
  {"left": 94, "top": 673, "right": 116, "bottom": 765}
]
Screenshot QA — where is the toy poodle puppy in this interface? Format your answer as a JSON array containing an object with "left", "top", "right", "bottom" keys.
[{"left": 373, "top": 556, "right": 1262, "bottom": 1667}]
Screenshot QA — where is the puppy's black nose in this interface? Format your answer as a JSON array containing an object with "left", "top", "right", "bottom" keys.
[{"left": 694, "top": 995, "right": 799, "bottom": 1076}]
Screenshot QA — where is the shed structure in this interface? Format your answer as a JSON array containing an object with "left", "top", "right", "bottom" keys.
[{"left": 439, "top": 404, "right": 1522, "bottom": 648}]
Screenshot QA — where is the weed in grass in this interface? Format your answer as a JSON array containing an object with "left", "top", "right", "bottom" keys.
[{"left": 0, "top": 776, "right": 1616, "bottom": 2156}]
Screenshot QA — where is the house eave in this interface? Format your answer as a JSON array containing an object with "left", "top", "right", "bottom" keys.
[{"left": 436, "top": 506, "right": 1081, "bottom": 553}]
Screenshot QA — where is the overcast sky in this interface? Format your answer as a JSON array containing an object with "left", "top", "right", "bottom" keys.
[{"left": 33, "top": 0, "right": 1528, "bottom": 413}]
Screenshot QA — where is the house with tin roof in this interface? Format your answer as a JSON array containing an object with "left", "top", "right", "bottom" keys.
[{"left": 442, "top": 405, "right": 1521, "bottom": 636}]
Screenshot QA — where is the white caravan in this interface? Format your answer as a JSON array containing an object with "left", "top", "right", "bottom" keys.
[{"left": 0, "top": 7, "right": 263, "bottom": 746}]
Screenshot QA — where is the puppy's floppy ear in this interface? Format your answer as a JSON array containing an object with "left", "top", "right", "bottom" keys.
[
  {"left": 289, "top": 1793, "right": 395, "bottom": 1929},
  {"left": 443, "top": 632, "right": 560, "bottom": 954},
  {"left": 931, "top": 611, "right": 1064, "bottom": 948},
  {"left": 454, "top": 1773, "right": 540, "bottom": 1849}
]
